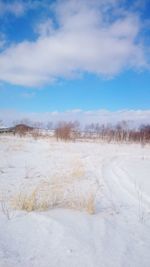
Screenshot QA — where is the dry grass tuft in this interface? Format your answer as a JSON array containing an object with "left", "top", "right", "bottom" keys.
[
  {"left": 71, "top": 163, "right": 85, "bottom": 179},
  {"left": 86, "top": 195, "right": 95, "bottom": 214},
  {"left": 11, "top": 179, "right": 96, "bottom": 214},
  {"left": 11, "top": 158, "right": 97, "bottom": 214},
  {"left": 12, "top": 189, "right": 37, "bottom": 212}
]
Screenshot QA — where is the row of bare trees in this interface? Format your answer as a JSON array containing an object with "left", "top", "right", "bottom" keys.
[
  {"left": 54, "top": 121, "right": 150, "bottom": 144},
  {"left": 1, "top": 119, "right": 150, "bottom": 144}
]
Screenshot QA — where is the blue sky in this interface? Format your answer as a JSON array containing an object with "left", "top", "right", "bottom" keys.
[{"left": 0, "top": 0, "right": 150, "bottom": 125}]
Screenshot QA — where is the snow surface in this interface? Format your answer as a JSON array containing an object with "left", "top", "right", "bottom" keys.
[{"left": 0, "top": 135, "right": 150, "bottom": 267}]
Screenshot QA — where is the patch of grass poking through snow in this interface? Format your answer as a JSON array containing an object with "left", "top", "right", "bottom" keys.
[
  {"left": 11, "top": 159, "right": 97, "bottom": 214},
  {"left": 86, "top": 195, "right": 95, "bottom": 214},
  {"left": 11, "top": 179, "right": 96, "bottom": 214},
  {"left": 71, "top": 160, "right": 85, "bottom": 179},
  {"left": 12, "top": 189, "right": 38, "bottom": 212}
]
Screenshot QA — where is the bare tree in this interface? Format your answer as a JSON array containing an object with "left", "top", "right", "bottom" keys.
[{"left": 55, "top": 121, "right": 80, "bottom": 141}]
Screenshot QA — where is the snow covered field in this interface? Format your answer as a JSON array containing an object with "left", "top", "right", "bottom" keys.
[{"left": 0, "top": 135, "right": 150, "bottom": 267}]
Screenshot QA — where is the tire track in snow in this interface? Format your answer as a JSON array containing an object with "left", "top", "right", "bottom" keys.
[{"left": 101, "top": 156, "right": 150, "bottom": 219}]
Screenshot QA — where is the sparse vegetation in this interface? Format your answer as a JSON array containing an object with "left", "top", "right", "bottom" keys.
[
  {"left": 55, "top": 121, "right": 80, "bottom": 141},
  {"left": 13, "top": 124, "right": 34, "bottom": 137},
  {"left": 11, "top": 161, "right": 96, "bottom": 214},
  {"left": 1, "top": 119, "right": 150, "bottom": 144},
  {"left": 53, "top": 120, "right": 150, "bottom": 144},
  {"left": 1, "top": 201, "right": 11, "bottom": 219},
  {"left": 12, "top": 180, "right": 96, "bottom": 214}
]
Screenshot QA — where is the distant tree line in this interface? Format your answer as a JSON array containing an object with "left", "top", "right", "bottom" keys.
[
  {"left": 1, "top": 119, "right": 150, "bottom": 144},
  {"left": 54, "top": 121, "right": 150, "bottom": 144}
]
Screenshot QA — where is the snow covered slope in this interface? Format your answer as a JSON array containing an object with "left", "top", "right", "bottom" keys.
[{"left": 0, "top": 135, "right": 150, "bottom": 267}]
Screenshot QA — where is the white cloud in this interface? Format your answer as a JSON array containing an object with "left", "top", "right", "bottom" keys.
[
  {"left": 0, "top": 0, "right": 148, "bottom": 87},
  {"left": 0, "top": 109, "right": 150, "bottom": 128},
  {"left": 0, "top": 1, "right": 26, "bottom": 16},
  {"left": 0, "top": 33, "right": 6, "bottom": 49},
  {"left": 35, "top": 19, "right": 55, "bottom": 37}
]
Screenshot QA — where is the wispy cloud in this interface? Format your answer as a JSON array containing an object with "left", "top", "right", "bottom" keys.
[
  {"left": 0, "top": 33, "right": 6, "bottom": 49},
  {"left": 0, "top": 0, "right": 148, "bottom": 87},
  {"left": 21, "top": 92, "right": 35, "bottom": 99},
  {"left": 0, "top": 109, "right": 150, "bottom": 128},
  {"left": 0, "top": 0, "right": 27, "bottom": 16},
  {"left": 0, "top": 0, "right": 49, "bottom": 17},
  {"left": 35, "top": 19, "right": 55, "bottom": 37}
]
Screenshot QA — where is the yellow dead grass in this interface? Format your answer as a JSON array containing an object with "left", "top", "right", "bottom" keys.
[{"left": 11, "top": 158, "right": 96, "bottom": 214}]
